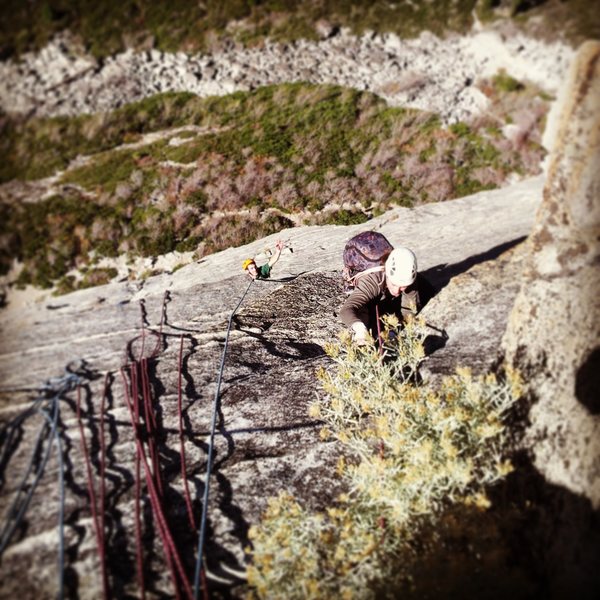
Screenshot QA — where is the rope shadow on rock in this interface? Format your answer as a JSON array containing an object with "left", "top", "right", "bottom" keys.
[
  {"left": 195, "top": 418, "right": 325, "bottom": 439},
  {"left": 254, "top": 271, "right": 310, "bottom": 283},
  {"left": 98, "top": 373, "right": 138, "bottom": 599},
  {"left": 201, "top": 384, "right": 252, "bottom": 586},
  {"left": 174, "top": 336, "right": 251, "bottom": 592},
  {"left": 231, "top": 321, "right": 326, "bottom": 363},
  {"left": 57, "top": 369, "right": 102, "bottom": 596},
  {"left": 62, "top": 368, "right": 142, "bottom": 598}
]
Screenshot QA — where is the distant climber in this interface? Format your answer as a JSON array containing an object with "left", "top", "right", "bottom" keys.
[
  {"left": 242, "top": 239, "right": 285, "bottom": 280},
  {"left": 340, "top": 238, "right": 427, "bottom": 345}
]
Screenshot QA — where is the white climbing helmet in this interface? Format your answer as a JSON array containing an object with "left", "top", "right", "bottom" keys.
[{"left": 385, "top": 247, "right": 417, "bottom": 287}]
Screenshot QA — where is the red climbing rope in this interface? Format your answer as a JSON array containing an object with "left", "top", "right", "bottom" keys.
[
  {"left": 119, "top": 294, "right": 195, "bottom": 598},
  {"left": 121, "top": 372, "right": 193, "bottom": 599},
  {"left": 140, "top": 358, "right": 163, "bottom": 497},
  {"left": 120, "top": 366, "right": 146, "bottom": 600},
  {"left": 76, "top": 386, "right": 109, "bottom": 600}
]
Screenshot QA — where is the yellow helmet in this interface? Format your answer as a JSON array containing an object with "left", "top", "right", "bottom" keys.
[{"left": 242, "top": 258, "right": 255, "bottom": 271}]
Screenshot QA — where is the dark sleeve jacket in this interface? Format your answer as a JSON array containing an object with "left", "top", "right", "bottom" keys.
[{"left": 340, "top": 271, "right": 421, "bottom": 327}]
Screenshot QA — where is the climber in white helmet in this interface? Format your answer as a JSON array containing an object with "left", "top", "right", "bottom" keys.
[{"left": 340, "top": 246, "right": 423, "bottom": 345}]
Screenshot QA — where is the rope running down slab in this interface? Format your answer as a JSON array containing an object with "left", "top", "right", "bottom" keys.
[{"left": 193, "top": 279, "right": 254, "bottom": 599}]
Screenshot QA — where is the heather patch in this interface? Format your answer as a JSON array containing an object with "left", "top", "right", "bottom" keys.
[{"left": 1, "top": 81, "right": 546, "bottom": 291}]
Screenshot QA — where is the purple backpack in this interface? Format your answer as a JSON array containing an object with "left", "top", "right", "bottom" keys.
[{"left": 342, "top": 231, "right": 393, "bottom": 286}]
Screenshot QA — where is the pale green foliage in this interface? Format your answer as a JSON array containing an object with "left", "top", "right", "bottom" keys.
[
  {"left": 248, "top": 316, "right": 523, "bottom": 599},
  {"left": 247, "top": 493, "right": 405, "bottom": 600}
]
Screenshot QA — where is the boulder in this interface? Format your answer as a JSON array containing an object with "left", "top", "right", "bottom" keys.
[
  {"left": 498, "top": 41, "right": 600, "bottom": 598},
  {"left": 502, "top": 41, "right": 600, "bottom": 509}
]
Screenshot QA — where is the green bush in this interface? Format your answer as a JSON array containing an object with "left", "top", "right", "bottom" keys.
[
  {"left": 318, "top": 209, "right": 370, "bottom": 226},
  {"left": 248, "top": 316, "right": 522, "bottom": 598},
  {"left": 0, "top": 1, "right": 482, "bottom": 61}
]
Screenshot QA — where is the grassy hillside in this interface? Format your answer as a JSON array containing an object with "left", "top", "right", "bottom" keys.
[
  {"left": 0, "top": 0, "right": 597, "bottom": 60},
  {"left": 0, "top": 78, "right": 548, "bottom": 292}
]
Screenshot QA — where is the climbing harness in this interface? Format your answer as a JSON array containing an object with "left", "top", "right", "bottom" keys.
[{"left": 193, "top": 278, "right": 254, "bottom": 600}]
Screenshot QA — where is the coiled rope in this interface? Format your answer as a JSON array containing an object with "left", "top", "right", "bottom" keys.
[
  {"left": 193, "top": 279, "right": 254, "bottom": 600},
  {"left": 0, "top": 279, "right": 260, "bottom": 598},
  {"left": 120, "top": 293, "right": 194, "bottom": 599}
]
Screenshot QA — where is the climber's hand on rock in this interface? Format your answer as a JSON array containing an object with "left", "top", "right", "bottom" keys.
[{"left": 351, "top": 322, "right": 369, "bottom": 346}]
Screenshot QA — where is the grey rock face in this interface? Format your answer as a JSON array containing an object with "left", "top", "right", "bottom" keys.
[
  {"left": 420, "top": 240, "right": 528, "bottom": 382},
  {"left": 0, "top": 179, "right": 543, "bottom": 598},
  {"left": 502, "top": 41, "right": 600, "bottom": 508}
]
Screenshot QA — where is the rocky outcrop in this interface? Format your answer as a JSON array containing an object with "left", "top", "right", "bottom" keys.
[
  {"left": 502, "top": 41, "right": 600, "bottom": 509},
  {"left": 500, "top": 45, "right": 600, "bottom": 599},
  {"left": 0, "top": 29, "right": 573, "bottom": 125}
]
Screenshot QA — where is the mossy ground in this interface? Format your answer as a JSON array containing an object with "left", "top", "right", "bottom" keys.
[
  {"left": 1, "top": 1, "right": 596, "bottom": 61},
  {"left": 0, "top": 0, "right": 600, "bottom": 60},
  {"left": 0, "top": 0, "right": 477, "bottom": 60},
  {"left": 1, "top": 77, "right": 548, "bottom": 291}
]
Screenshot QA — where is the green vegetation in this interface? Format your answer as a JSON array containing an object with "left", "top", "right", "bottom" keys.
[
  {"left": 318, "top": 209, "right": 370, "bottom": 226},
  {"left": 492, "top": 69, "right": 525, "bottom": 93},
  {"left": 62, "top": 149, "right": 139, "bottom": 193},
  {"left": 1, "top": 82, "right": 548, "bottom": 291},
  {"left": 474, "top": 0, "right": 600, "bottom": 43},
  {"left": 54, "top": 266, "right": 119, "bottom": 295},
  {"left": 1, "top": 0, "right": 596, "bottom": 62},
  {"left": 248, "top": 316, "right": 523, "bottom": 598},
  {"left": 0, "top": 1, "right": 480, "bottom": 60},
  {"left": 9, "top": 192, "right": 101, "bottom": 288},
  {"left": 0, "top": 92, "right": 202, "bottom": 182}
]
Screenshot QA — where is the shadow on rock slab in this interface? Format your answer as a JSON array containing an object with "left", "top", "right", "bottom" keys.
[
  {"left": 421, "top": 236, "right": 527, "bottom": 303},
  {"left": 398, "top": 452, "right": 600, "bottom": 600}
]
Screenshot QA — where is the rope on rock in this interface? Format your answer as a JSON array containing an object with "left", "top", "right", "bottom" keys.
[
  {"left": 193, "top": 279, "right": 254, "bottom": 600},
  {"left": 119, "top": 292, "right": 194, "bottom": 600},
  {"left": 37, "top": 405, "right": 66, "bottom": 599},
  {"left": 76, "top": 378, "right": 109, "bottom": 600},
  {"left": 121, "top": 362, "right": 193, "bottom": 600},
  {"left": 0, "top": 363, "right": 87, "bottom": 599},
  {"left": 0, "top": 280, "right": 263, "bottom": 598}
]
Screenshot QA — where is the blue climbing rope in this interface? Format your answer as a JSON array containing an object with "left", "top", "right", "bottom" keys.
[
  {"left": 193, "top": 279, "right": 254, "bottom": 599},
  {"left": 38, "top": 404, "right": 66, "bottom": 599},
  {"left": 0, "top": 365, "right": 84, "bottom": 598}
]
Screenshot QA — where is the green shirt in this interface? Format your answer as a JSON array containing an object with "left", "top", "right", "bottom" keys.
[{"left": 256, "top": 263, "right": 272, "bottom": 279}]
